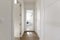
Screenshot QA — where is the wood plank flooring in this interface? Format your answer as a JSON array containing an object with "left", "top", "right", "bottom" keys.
[
  {"left": 15, "top": 37, "right": 20, "bottom": 40},
  {"left": 20, "top": 31, "right": 39, "bottom": 40}
]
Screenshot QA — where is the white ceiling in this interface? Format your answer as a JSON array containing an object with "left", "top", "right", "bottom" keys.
[{"left": 23, "top": 0, "right": 36, "bottom": 3}]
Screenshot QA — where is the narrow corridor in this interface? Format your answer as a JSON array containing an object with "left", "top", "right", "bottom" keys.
[{"left": 14, "top": 0, "right": 40, "bottom": 40}]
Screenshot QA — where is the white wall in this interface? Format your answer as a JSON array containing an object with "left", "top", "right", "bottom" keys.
[
  {"left": 0, "top": 0, "right": 13, "bottom": 40},
  {"left": 35, "top": 0, "right": 41, "bottom": 38},
  {"left": 39, "top": 0, "right": 60, "bottom": 40},
  {"left": 44, "top": 0, "right": 60, "bottom": 40}
]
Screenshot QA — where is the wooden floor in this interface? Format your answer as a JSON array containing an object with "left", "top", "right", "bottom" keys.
[
  {"left": 15, "top": 37, "right": 20, "bottom": 40},
  {"left": 20, "top": 31, "right": 39, "bottom": 40}
]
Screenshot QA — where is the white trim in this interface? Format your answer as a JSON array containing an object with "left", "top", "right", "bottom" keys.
[{"left": 40, "top": 0, "right": 45, "bottom": 40}]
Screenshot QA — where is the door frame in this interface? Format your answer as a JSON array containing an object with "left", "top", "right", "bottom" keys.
[
  {"left": 11, "top": 0, "right": 45, "bottom": 40},
  {"left": 40, "top": 0, "right": 45, "bottom": 40}
]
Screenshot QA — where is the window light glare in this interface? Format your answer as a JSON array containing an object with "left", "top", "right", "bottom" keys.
[{"left": 14, "top": 0, "right": 17, "bottom": 4}]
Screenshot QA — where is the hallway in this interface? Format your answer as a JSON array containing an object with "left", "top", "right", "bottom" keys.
[
  {"left": 20, "top": 31, "right": 39, "bottom": 40},
  {"left": 14, "top": 0, "right": 40, "bottom": 40},
  {"left": 0, "top": 0, "right": 60, "bottom": 40}
]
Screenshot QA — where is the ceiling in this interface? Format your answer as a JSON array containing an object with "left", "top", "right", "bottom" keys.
[{"left": 23, "top": 0, "right": 36, "bottom": 3}]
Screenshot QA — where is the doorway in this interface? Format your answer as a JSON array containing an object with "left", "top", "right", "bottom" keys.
[
  {"left": 24, "top": 10, "right": 34, "bottom": 31},
  {"left": 20, "top": 1, "right": 39, "bottom": 39},
  {"left": 13, "top": 0, "right": 40, "bottom": 40},
  {"left": 20, "top": 9, "right": 39, "bottom": 40}
]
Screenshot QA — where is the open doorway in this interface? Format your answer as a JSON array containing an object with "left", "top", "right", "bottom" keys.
[
  {"left": 20, "top": 9, "right": 39, "bottom": 40},
  {"left": 20, "top": 0, "right": 40, "bottom": 39},
  {"left": 13, "top": 0, "right": 40, "bottom": 40}
]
